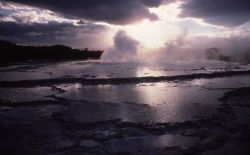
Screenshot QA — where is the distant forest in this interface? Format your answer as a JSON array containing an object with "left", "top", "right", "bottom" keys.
[{"left": 0, "top": 40, "right": 104, "bottom": 63}]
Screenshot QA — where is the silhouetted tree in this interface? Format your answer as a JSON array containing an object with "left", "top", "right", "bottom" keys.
[{"left": 0, "top": 40, "right": 104, "bottom": 63}]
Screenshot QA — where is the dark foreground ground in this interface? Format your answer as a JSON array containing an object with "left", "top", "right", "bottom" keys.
[{"left": 1, "top": 61, "right": 250, "bottom": 155}]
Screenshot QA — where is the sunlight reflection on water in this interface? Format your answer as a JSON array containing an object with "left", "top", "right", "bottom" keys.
[
  {"left": 1, "top": 60, "right": 249, "bottom": 81},
  {"left": 1, "top": 61, "right": 250, "bottom": 123},
  {"left": 54, "top": 81, "right": 223, "bottom": 123}
]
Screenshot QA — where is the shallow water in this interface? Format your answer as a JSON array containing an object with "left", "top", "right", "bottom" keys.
[
  {"left": 0, "top": 60, "right": 249, "bottom": 81},
  {"left": 1, "top": 60, "right": 250, "bottom": 154}
]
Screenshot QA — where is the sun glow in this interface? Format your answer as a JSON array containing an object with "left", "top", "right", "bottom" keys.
[
  {"left": 109, "top": 1, "right": 225, "bottom": 50},
  {"left": 123, "top": 3, "right": 182, "bottom": 49},
  {"left": 124, "top": 20, "right": 168, "bottom": 48}
]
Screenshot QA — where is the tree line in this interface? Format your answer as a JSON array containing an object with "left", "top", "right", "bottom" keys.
[{"left": 0, "top": 40, "right": 104, "bottom": 63}]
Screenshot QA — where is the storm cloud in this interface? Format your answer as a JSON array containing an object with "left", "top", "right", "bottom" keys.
[
  {"left": 180, "top": 0, "right": 250, "bottom": 27},
  {"left": 0, "top": 20, "right": 109, "bottom": 48},
  {"left": 3, "top": 0, "right": 171, "bottom": 24}
]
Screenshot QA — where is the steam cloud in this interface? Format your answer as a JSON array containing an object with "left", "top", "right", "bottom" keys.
[
  {"left": 102, "top": 31, "right": 139, "bottom": 62},
  {"left": 103, "top": 29, "right": 250, "bottom": 63}
]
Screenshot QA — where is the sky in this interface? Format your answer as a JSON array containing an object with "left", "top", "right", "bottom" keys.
[{"left": 0, "top": 0, "right": 250, "bottom": 55}]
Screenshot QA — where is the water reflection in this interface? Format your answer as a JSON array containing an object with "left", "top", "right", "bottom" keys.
[
  {"left": 2, "top": 61, "right": 250, "bottom": 123},
  {"left": 1, "top": 60, "right": 248, "bottom": 81},
  {"left": 56, "top": 81, "right": 222, "bottom": 123},
  {"left": 107, "top": 134, "right": 197, "bottom": 154},
  {"left": 135, "top": 67, "right": 168, "bottom": 77}
]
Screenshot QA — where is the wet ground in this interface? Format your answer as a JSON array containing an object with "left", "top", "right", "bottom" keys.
[{"left": 1, "top": 61, "right": 250, "bottom": 154}]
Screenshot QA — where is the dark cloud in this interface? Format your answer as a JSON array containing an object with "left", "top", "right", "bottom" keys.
[
  {"left": 0, "top": 21, "right": 108, "bottom": 47},
  {"left": 180, "top": 0, "right": 250, "bottom": 27},
  {"left": 0, "top": 21, "right": 70, "bottom": 37},
  {"left": 4, "top": 0, "right": 170, "bottom": 24}
]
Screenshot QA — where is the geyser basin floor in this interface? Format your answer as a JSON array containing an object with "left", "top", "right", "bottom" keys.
[{"left": 1, "top": 61, "right": 250, "bottom": 154}]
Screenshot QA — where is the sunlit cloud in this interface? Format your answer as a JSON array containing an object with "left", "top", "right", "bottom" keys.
[
  {"left": 0, "top": 2, "right": 76, "bottom": 24},
  {"left": 119, "top": 2, "right": 227, "bottom": 48},
  {"left": 121, "top": 2, "right": 182, "bottom": 48},
  {"left": 1, "top": 0, "right": 250, "bottom": 53},
  {"left": 149, "top": 2, "right": 181, "bottom": 22}
]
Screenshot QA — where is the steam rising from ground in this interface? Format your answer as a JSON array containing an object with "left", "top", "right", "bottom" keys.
[
  {"left": 103, "top": 30, "right": 250, "bottom": 63},
  {"left": 102, "top": 31, "right": 139, "bottom": 62}
]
